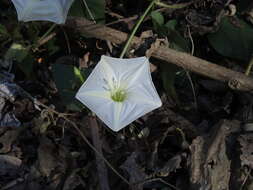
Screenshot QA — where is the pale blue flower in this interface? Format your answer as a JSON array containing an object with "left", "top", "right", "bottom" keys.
[{"left": 11, "top": 0, "right": 74, "bottom": 24}]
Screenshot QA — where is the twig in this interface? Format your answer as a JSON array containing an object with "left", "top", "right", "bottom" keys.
[
  {"left": 134, "top": 177, "right": 180, "bottom": 190},
  {"left": 0, "top": 178, "right": 24, "bottom": 190},
  {"left": 36, "top": 32, "right": 56, "bottom": 48},
  {"left": 245, "top": 56, "right": 253, "bottom": 76},
  {"left": 90, "top": 116, "right": 111, "bottom": 190},
  {"left": 239, "top": 168, "right": 251, "bottom": 190},
  {"left": 225, "top": 0, "right": 234, "bottom": 6},
  {"left": 65, "top": 17, "right": 253, "bottom": 91},
  {"left": 105, "top": 15, "right": 138, "bottom": 26}
]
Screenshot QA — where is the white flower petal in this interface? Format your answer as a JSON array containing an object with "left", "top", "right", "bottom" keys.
[
  {"left": 127, "top": 84, "right": 162, "bottom": 107},
  {"left": 78, "top": 90, "right": 111, "bottom": 100},
  {"left": 76, "top": 91, "right": 114, "bottom": 127},
  {"left": 112, "top": 102, "right": 123, "bottom": 131},
  {"left": 101, "top": 56, "right": 148, "bottom": 85},
  {"left": 76, "top": 55, "right": 162, "bottom": 132},
  {"left": 119, "top": 100, "right": 157, "bottom": 124},
  {"left": 79, "top": 57, "right": 117, "bottom": 93},
  {"left": 11, "top": 0, "right": 74, "bottom": 24}
]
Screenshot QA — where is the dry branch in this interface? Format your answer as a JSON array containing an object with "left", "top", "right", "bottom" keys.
[
  {"left": 65, "top": 17, "right": 253, "bottom": 92},
  {"left": 90, "top": 117, "right": 111, "bottom": 190}
]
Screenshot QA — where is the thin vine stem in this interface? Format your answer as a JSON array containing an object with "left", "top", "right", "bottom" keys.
[
  {"left": 38, "top": 23, "right": 57, "bottom": 43},
  {"left": 155, "top": 1, "right": 192, "bottom": 9},
  {"left": 119, "top": 0, "right": 156, "bottom": 58},
  {"left": 37, "top": 101, "right": 130, "bottom": 185}
]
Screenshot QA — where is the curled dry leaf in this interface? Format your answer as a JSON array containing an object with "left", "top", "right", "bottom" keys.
[
  {"left": 238, "top": 133, "right": 253, "bottom": 169},
  {"left": 189, "top": 120, "right": 240, "bottom": 190}
]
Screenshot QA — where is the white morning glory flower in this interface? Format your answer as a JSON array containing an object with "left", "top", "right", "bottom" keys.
[
  {"left": 76, "top": 56, "right": 162, "bottom": 132},
  {"left": 11, "top": 0, "right": 74, "bottom": 24}
]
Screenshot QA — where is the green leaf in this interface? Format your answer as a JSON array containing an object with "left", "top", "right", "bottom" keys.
[
  {"left": 74, "top": 66, "right": 85, "bottom": 83},
  {"left": 12, "top": 26, "right": 23, "bottom": 41},
  {"left": 69, "top": 0, "right": 86, "bottom": 17},
  {"left": 5, "top": 43, "right": 28, "bottom": 62},
  {"left": 150, "top": 11, "right": 165, "bottom": 35},
  {"left": 4, "top": 43, "right": 34, "bottom": 78},
  {"left": 69, "top": 0, "right": 105, "bottom": 23},
  {"left": 207, "top": 17, "right": 253, "bottom": 61},
  {"left": 165, "top": 20, "right": 190, "bottom": 52},
  {"left": 168, "top": 30, "right": 190, "bottom": 52},
  {"left": 45, "top": 39, "right": 60, "bottom": 55},
  {"left": 165, "top": 20, "right": 177, "bottom": 30},
  {"left": 151, "top": 11, "right": 164, "bottom": 26},
  {"left": 160, "top": 20, "right": 190, "bottom": 104},
  {"left": 0, "top": 24, "right": 8, "bottom": 37},
  {"left": 25, "top": 22, "right": 41, "bottom": 42},
  {"left": 52, "top": 63, "right": 86, "bottom": 111},
  {"left": 151, "top": 15, "right": 190, "bottom": 104},
  {"left": 85, "top": 0, "right": 105, "bottom": 22},
  {"left": 18, "top": 54, "right": 34, "bottom": 78},
  {"left": 161, "top": 63, "right": 180, "bottom": 104}
]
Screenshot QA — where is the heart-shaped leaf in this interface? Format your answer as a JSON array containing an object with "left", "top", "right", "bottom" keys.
[
  {"left": 52, "top": 63, "right": 87, "bottom": 111},
  {"left": 208, "top": 17, "right": 253, "bottom": 61},
  {"left": 4, "top": 43, "right": 34, "bottom": 78}
]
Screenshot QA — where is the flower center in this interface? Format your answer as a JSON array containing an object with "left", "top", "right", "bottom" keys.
[
  {"left": 111, "top": 88, "right": 127, "bottom": 102},
  {"left": 103, "top": 77, "right": 128, "bottom": 102}
]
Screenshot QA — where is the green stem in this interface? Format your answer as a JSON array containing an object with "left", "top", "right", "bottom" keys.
[
  {"left": 155, "top": 1, "right": 192, "bottom": 9},
  {"left": 176, "top": 128, "right": 186, "bottom": 142},
  {"left": 245, "top": 56, "right": 253, "bottom": 76},
  {"left": 119, "top": 0, "right": 156, "bottom": 58}
]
